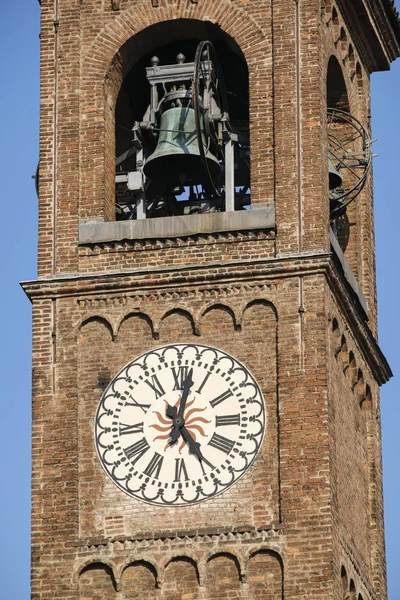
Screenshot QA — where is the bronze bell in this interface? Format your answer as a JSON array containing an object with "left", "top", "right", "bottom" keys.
[
  {"left": 144, "top": 107, "right": 220, "bottom": 186},
  {"left": 328, "top": 150, "right": 343, "bottom": 190}
]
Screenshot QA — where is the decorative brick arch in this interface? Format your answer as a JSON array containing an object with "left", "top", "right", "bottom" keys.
[
  {"left": 79, "top": 0, "right": 270, "bottom": 221},
  {"left": 117, "top": 310, "right": 155, "bottom": 340},
  {"left": 79, "top": 315, "right": 116, "bottom": 341},
  {"left": 82, "top": 1, "right": 266, "bottom": 76},
  {"left": 77, "top": 560, "right": 118, "bottom": 596},
  {"left": 120, "top": 559, "right": 159, "bottom": 594},
  {"left": 248, "top": 548, "right": 284, "bottom": 597}
]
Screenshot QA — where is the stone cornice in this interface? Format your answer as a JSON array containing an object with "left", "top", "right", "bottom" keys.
[
  {"left": 71, "top": 523, "right": 284, "bottom": 551},
  {"left": 21, "top": 252, "right": 330, "bottom": 299},
  {"left": 338, "top": 0, "right": 400, "bottom": 71},
  {"left": 326, "top": 253, "right": 392, "bottom": 385},
  {"left": 21, "top": 251, "right": 392, "bottom": 385},
  {"left": 79, "top": 206, "right": 275, "bottom": 244}
]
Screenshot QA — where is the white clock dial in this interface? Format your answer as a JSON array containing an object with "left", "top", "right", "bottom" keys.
[{"left": 95, "top": 344, "right": 266, "bottom": 506}]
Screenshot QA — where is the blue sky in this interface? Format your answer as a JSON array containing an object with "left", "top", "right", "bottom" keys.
[{"left": 0, "top": 1, "right": 398, "bottom": 598}]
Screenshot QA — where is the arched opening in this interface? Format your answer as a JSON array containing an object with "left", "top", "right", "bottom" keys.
[
  {"left": 327, "top": 55, "right": 362, "bottom": 276},
  {"left": 114, "top": 20, "right": 250, "bottom": 221},
  {"left": 327, "top": 52, "right": 372, "bottom": 286},
  {"left": 327, "top": 55, "right": 350, "bottom": 112}
]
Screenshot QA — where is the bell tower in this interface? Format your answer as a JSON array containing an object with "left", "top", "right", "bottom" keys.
[{"left": 24, "top": 1, "right": 400, "bottom": 599}]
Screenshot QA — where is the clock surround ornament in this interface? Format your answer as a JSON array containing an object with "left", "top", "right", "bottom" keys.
[{"left": 95, "top": 343, "right": 266, "bottom": 506}]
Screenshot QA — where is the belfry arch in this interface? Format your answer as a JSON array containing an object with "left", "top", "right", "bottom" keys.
[
  {"left": 111, "top": 19, "right": 250, "bottom": 221},
  {"left": 327, "top": 55, "right": 350, "bottom": 112},
  {"left": 327, "top": 54, "right": 362, "bottom": 275}
]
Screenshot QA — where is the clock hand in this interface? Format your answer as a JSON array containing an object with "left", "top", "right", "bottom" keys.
[
  {"left": 177, "top": 368, "right": 194, "bottom": 418},
  {"left": 165, "top": 369, "right": 195, "bottom": 444},
  {"left": 165, "top": 403, "right": 180, "bottom": 444},
  {"left": 181, "top": 426, "right": 214, "bottom": 471},
  {"left": 165, "top": 403, "right": 177, "bottom": 420}
]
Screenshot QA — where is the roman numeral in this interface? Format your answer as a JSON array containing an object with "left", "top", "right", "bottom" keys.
[
  {"left": 215, "top": 414, "right": 241, "bottom": 427},
  {"left": 143, "top": 452, "right": 164, "bottom": 479},
  {"left": 125, "top": 395, "right": 150, "bottom": 413},
  {"left": 145, "top": 375, "right": 165, "bottom": 399},
  {"left": 209, "top": 389, "right": 234, "bottom": 408},
  {"left": 119, "top": 422, "right": 144, "bottom": 436},
  {"left": 208, "top": 432, "right": 235, "bottom": 455},
  {"left": 174, "top": 458, "right": 189, "bottom": 482},
  {"left": 172, "top": 366, "right": 189, "bottom": 390},
  {"left": 124, "top": 437, "right": 150, "bottom": 463},
  {"left": 196, "top": 371, "right": 211, "bottom": 394}
]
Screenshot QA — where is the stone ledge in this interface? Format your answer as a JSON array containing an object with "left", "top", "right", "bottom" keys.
[
  {"left": 21, "top": 254, "right": 392, "bottom": 384},
  {"left": 79, "top": 205, "right": 275, "bottom": 245},
  {"left": 330, "top": 228, "right": 368, "bottom": 315},
  {"left": 69, "top": 523, "right": 285, "bottom": 549}
]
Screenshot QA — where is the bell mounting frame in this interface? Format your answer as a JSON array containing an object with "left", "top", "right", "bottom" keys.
[
  {"left": 115, "top": 40, "right": 247, "bottom": 219},
  {"left": 328, "top": 107, "right": 373, "bottom": 220},
  {"left": 192, "top": 40, "right": 230, "bottom": 198}
]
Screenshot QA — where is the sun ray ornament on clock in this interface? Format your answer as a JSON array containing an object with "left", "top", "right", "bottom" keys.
[{"left": 95, "top": 344, "right": 266, "bottom": 506}]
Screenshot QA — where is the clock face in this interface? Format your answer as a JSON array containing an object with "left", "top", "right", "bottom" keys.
[{"left": 95, "top": 344, "right": 265, "bottom": 506}]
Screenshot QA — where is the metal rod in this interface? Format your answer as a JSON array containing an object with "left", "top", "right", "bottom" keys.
[
  {"left": 225, "top": 137, "right": 235, "bottom": 211},
  {"left": 136, "top": 148, "right": 146, "bottom": 220}
]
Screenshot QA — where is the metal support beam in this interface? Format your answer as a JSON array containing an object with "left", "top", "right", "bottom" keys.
[{"left": 224, "top": 133, "right": 236, "bottom": 212}]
